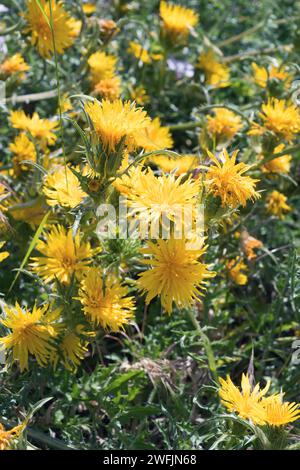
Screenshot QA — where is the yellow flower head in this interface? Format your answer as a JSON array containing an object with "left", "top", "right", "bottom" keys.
[
  {"left": 127, "top": 41, "right": 151, "bottom": 64},
  {"left": 249, "top": 99, "right": 300, "bottom": 142},
  {"left": 10, "top": 110, "right": 58, "bottom": 147},
  {"left": 94, "top": 76, "right": 121, "bottom": 101},
  {"left": 135, "top": 117, "right": 173, "bottom": 151},
  {"left": 67, "top": 17, "right": 82, "bottom": 38},
  {"left": 262, "top": 144, "right": 292, "bottom": 174},
  {"left": 9, "top": 133, "right": 37, "bottom": 176},
  {"left": 207, "top": 108, "right": 243, "bottom": 141},
  {"left": 82, "top": 2, "right": 96, "bottom": 15},
  {"left": 0, "top": 53, "right": 29, "bottom": 78},
  {"left": 206, "top": 149, "right": 260, "bottom": 208},
  {"left": 77, "top": 268, "right": 135, "bottom": 331},
  {"left": 115, "top": 166, "right": 201, "bottom": 231},
  {"left": 160, "top": 1, "right": 198, "bottom": 40},
  {"left": 52, "top": 325, "right": 94, "bottom": 372},
  {"left": 30, "top": 225, "right": 96, "bottom": 284},
  {"left": 262, "top": 396, "right": 300, "bottom": 426},
  {"left": 138, "top": 238, "right": 215, "bottom": 314},
  {"left": 85, "top": 99, "right": 150, "bottom": 153},
  {"left": 130, "top": 86, "right": 150, "bottom": 106},
  {"left": 0, "top": 422, "right": 25, "bottom": 450},
  {"left": 43, "top": 166, "right": 87, "bottom": 209},
  {"left": 240, "top": 230, "right": 263, "bottom": 260},
  {"left": 266, "top": 190, "right": 291, "bottom": 219},
  {"left": 198, "top": 51, "right": 230, "bottom": 88},
  {"left": 88, "top": 51, "right": 117, "bottom": 85},
  {"left": 151, "top": 154, "right": 199, "bottom": 175},
  {"left": 24, "top": 0, "right": 75, "bottom": 58},
  {"left": 219, "top": 374, "right": 270, "bottom": 425},
  {"left": 0, "top": 241, "right": 9, "bottom": 263},
  {"left": 0, "top": 302, "right": 60, "bottom": 371},
  {"left": 251, "top": 62, "right": 292, "bottom": 88},
  {"left": 227, "top": 257, "right": 248, "bottom": 285}
]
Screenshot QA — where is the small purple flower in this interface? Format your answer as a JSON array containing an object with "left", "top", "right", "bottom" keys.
[{"left": 167, "top": 58, "right": 194, "bottom": 80}]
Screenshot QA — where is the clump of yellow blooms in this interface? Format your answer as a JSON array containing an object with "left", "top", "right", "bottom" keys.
[
  {"left": 43, "top": 166, "right": 87, "bottom": 209},
  {"left": 134, "top": 117, "right": 173, "bottom": 151},
  {"left": 138, "top": 238, "right": 215, "bottom": 314},
  {"left": 88, "top": 51, "right": 118, "bottom": 85},
  {"left": 205, "top": 149, "right": 260, "bottom": 208},
  {"left": 85, "top": 99, "right": 151, "bottom": 152},
  {"left": 77, "top": 268, "right": 136, "bottom": 331},
  {"left": 0, "top": 54, "right": 29, "bottom": 79},
  {"left": 0, "top": 302, "right": 61, "bottom": 371},
  {"left": 159, "top": 1, "right": 198, "bottom": 41},
  {"left": 219, "top": 374, "right": 300, "bottom": 427},
  {"left": 262, "top": 144, "right": 292, "bottom": 174},
  {"left": 198, "top": 50, "right": 230, "bottom": 88},
  {"left": 0, "top": 241, "right": 9, "bottom": 263},
  {"left": 251, "top": 62, "right": 292, "bottom": 88},
  {"left": 206, "top": 108, "right": 243, "bottom": 141},
  {"left": 24, "top": 0, "right": 76, "bottom": 58},
  {"left": 9, "top": 133, "right": 37, "bottom": 176},
  {"left": 249, "top": 99, "right": 300, "bottom": 142},
  {"left": 128, "top": 41, "right": 152, "bottom": 64},
  {"left": 0, "top": 422, "right": 25, "bottom": 450},
  {"left": 9, "top": 110, "right": 58, "bottom": 147},
  {"left": 265, "top": 190, "right": 291, "bottom": 219},
  {"left": 226, "top": 257, "right": 248, "bottom": 285},
  {"left": 30, "top": 225, "right": 97, "bottom": 284}
]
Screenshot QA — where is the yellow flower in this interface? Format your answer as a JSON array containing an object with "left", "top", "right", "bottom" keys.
[
  {"left": 0, "top": 241, "right": 9, "bottom": 263},
  {"left": 249, "top": 99, "right": 300, "bottom": 142},
  {"left": 262, "top": 396, "right": 300, "bottom": 426},
  {"left": 77, "top": 268, "right": 135, "bottom": 331},
  {"left": 115, "top": 166, "right": 201, "bottom": 230},
  {"left": 0, "top": 302, "right": 60, "bottom": 371},
  {"left": 240, "top": 230, "right": 263, "bottom": 260},
  {"left": 265, "top": 190, "right": 291, "bottom": 219},
  {"left": 94, "top": 76, "right": 121, "bottom": 101},
  {"left": 52, "top": 325, "right": 94, "bottom": 372},
  {"left": 160, "top": 1, "right": 198, "bottom": 40},
  {"left": 219, "top": 374, "right": 270, "bottom": 425},
  {"left": 130, "top": 86, "right": 150, "bottom": 106},
  {"left": 206, "top": 149, "right": 260, "bottom": 208},
  {"left": 0, "top": 53, "right": 29, "bottom": 78},
  {"left": 24, "top": 0, "right": 75, "bottom": 58},
  {"left": 9, "top": 133, "right": 37, "bottom": 176},
  {"left": 251, "top": 62, "right": 292, "bottom": 88},
  {"left": 198, "top": 51, "right": 230, "bottom": 88},
  {"left": 85, "top": 99, "right": 150, "bottom": 153},
  {"left": 262, "top": 144, "right": 292, "bottom": 174},
  {"left": 207, "top": 108, "right": 243, "bottom": 141},
  {"left": 138, "top": 238, "right": 215, "bottom": 314},
  {"left": 135, "top": 117, "right": 173, "bottom": 151},
  {"left": 9, "top": 110, "right": 57, "bottom": 147},
  {"left": 67, "top": 17, "right": 82, "bottom": 38},
  {"left": 88, "top": 51, "right": 117, "bottom": 85},
  {"left": 127, "top": 41, "right": 151, "bottom": 64},
  {"left": 151, "top": 154, "right": 199, "bottom": 175},
  {"left": 30, "top": 225, "right": 96, "bottom": 284},
  {"left": 227, "top": 257, "right": 248, "bottom": 285},
  {"left": 82, "top": 2, "right": 96, "bottom": 15},
  {"left": 43, "top": 166, "right": 87, "bottom": 209},
  {"left": 0, "top": 422, "right": 25, "bottom": 450}
]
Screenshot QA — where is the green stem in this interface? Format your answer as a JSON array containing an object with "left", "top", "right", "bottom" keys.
[{"left": 186, "top": 308, "right": 218, "bottom": 382}]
